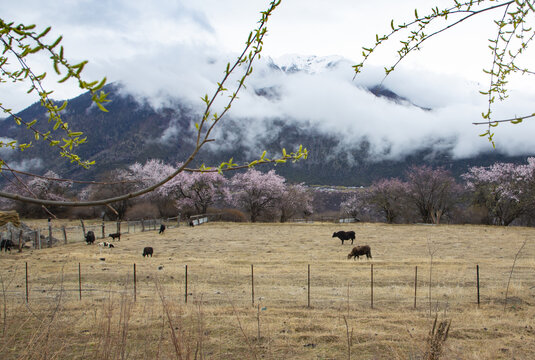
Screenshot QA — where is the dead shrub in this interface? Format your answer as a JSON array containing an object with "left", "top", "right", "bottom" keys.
[
  {"left": 423, "top": 315, "right": 451, "bottom": 360},
  {"left": 125, "top": 202, "right": 160, "bottom": 220},
  {"left": 219, "top": 208, "right": 247, "bottom": 222}
]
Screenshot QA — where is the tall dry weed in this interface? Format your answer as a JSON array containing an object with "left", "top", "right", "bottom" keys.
[{"left": 423, "top": 315, "right": 451, "bottom": 360}]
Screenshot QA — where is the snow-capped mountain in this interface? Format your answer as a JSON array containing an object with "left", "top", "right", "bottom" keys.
[{"left": 268, "top": 54, "right": 349, "bottom": 74}]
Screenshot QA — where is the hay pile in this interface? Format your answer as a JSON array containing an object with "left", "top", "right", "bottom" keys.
[{"left": 0, "top": 210, "right": 21, "bottom": 227}]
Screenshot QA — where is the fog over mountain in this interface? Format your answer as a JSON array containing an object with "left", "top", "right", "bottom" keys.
[{"left": 2, "top": 52, "right": 535, "bottom": 185}]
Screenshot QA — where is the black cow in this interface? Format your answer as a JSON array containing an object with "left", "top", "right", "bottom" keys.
[
  {"left": 0, "top": 239, "right": 14, "bottom": 252},
  {"left": 85, "top": 230, "right": 95, "bottom": 245},
  {"left": 108, "top": 232, "right": 121, "bottom": 241},
  {"left": 332, "top": 231, "right": 356, "bottom": 245},
  {"left": 143, "top": 247, "right": 153, "bottom": 257},
  {"left": 189, "top": 220, "right": 195, "bottom": 227},
  {"left": 159, "top": 224, "right": 166, "bottom": 234},
  {"left": 347, "top": 245, "right": 372, "bottom": 260}
]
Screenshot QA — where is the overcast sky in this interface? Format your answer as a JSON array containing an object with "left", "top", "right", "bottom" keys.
[{"left": 3, "top": 0, "right": 535, "bottom": 161}]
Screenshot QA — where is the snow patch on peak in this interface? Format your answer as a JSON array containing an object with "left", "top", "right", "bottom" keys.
[{"left": 270, "top": 54, "right": 348, "bottom": 74}]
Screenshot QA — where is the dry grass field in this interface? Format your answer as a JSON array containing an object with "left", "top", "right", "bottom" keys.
[{"left": 1, "top": 221, "right": 534, "bottom": 359}]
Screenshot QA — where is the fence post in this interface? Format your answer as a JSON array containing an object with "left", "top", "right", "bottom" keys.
[
  {"left": 370, "top": 263, "right": 374, "bottom": 309},
  {"left": 25, "top": 262, "right": 29, "bottom": 303},
  {"left": 133, "top": 263, "right": 137, "bottom": 302},
  {"left": 80, "top": 219, "right": 86, "bottom": 237},
  {"left": 141, "top": 219, "right": 145, "bottom": 232},
  {"left": 116, "top": 221, "right": 121, "bottom": 235},
  {"left": 177, "top": 213, "right": 181, "bottom": 227},
  {"left": 37, "top": 229, "right": 41, "bottom": 249},
  {"left": 102, "top": 219, "right": 105, "bottom": 239},
  {"left": 79, "top": 263, "right": 82, "bottom": 300},
  {"left": 185, "top": 265, "right": 188, "bottom": 304},
  {"left": 414, "top": 266, "right": 418, "bottom": 309},
  {"left": 307, "top": 264, "right": 311, "bottom": 308},
  {"left": 10, "top": 227, "right": 14, "bottom": 250},
  {"left": 18, "top": 229, "right": 23, "bottom": 252},
  {"left": 476, "top": 264, "right": 480, "bottom": 308},
  {"left": 34, "top": 231, "right": 38, "bottom": 249},
  {"left": 251, "top": 264, "right": 255, "bottom": 307},
  {"left": 47, "top": 218, "right": 52, "bottom": 248},
  {"left": 62, "top": 226, "right": 67, "bottom": 245}
]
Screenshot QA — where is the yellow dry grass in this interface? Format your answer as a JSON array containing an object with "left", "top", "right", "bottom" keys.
[{"left": 1, "top": 221, "right": 534, "bottom": 359}]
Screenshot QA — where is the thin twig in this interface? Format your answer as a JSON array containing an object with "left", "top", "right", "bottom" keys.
[{"left": 503, "top": 237, "right": 528, "bottom": 312}]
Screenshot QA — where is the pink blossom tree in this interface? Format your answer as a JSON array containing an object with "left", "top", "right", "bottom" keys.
[
  {"left": 81, "top": 169, "right": 139, "bottom": 219},
  {"left": 369, "top": 178, "right": 410, "bottom": 223},
  {"left": 121, "top": 159, "right": 176, "bottom": 216},
  {"left": 340, "top": 189, "right": 372, "bottom": 221},
  {"left": 278, "top": 183, "right": 314, "bottom": 222},
  {"left": 405, "top": 165, "right": 460, "bottom": 224},
  {"left": 226, "top": 169, "right": 286, "bottom": 222},
  {"left": 462, "top": 158, "right": 535, "bottom": 226},
  {"left": 159, "top": 169, "right": 226, "bottom": 215},
  {"left": 1, "top": 170, "right": 72, "bottom": 216}
]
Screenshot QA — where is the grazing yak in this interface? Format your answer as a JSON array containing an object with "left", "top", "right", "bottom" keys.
[
  {"left": 98, "top": 241, "right": 115, "bottom": 248},
  {"left": 159, "top": 224, "right": 166, "bottom": 234},
  {"left": 189, "top": 220, "right": 195, "bottom": 227},
  {"left": 143, "top": 247, "right": 153, "bottom": 257},
  {"left": 347, "top": 245, "right": 372, "bottom": 260},
  {"left": 85, "top": 230, "right": 95, "bottom": 245},
  {"left": 1, "top": 239, "right": 14, "bottom": 252},
  {"left": 108, "top": 232, "right": 121, "bottom": 241},
  {"left": 332, "top": 231, "right": 356, "bottom": 245}
]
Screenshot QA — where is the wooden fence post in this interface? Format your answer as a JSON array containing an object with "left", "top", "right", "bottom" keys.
[
  {"left": 34, "top": 231, "right": 38, "bottom": 249},
  {"left": 414, "top": 266, "right": 418, "bottom": 309},
  {"left": 251, "top": 264, "right": 255, "bottom": 307},
  {"left": 80, "top": 219, "right": 86, "bottom": 237},
  {"left": 47, "top": 218, "right": 52, "bottom": 248},
  {"left": 37, "top": 229, "right": 41, "bottom": 249},
  {"left": 116, "top": 221, "right": 121, "bottom": 235},
  {"left": 101, "top": 219, "right": 105, "bottom": 239},
  {"left": 141, "top": 219, "right": 145, "bottom": 232},
  {"left": 370, "top": 264, "right": 374, "bottom": 309},
  {"left": 18, "top": 230, "right": 23, "bottom": 252},
  {"left": 62, "top": 226, "right": 67, "bottom": 245},
  {"left": 177, "top": 213, "right": 181, "bottom": 227}
]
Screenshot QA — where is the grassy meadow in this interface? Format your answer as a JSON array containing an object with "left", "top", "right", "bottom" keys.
[{"left": 1, "top": 220, "right": 534, "bottom": 359}]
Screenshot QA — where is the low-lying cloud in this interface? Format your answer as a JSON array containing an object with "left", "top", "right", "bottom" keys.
[
  {"left": 4, "top": 0, "right": 535, "bottom": 163},
  {"left": 105, "top": 46, "right": 535, "bottom": 162}
]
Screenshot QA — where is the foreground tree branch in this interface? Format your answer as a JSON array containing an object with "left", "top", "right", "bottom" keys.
[{"left": 353, "top": 0, "right": 535, "bottom": 146}]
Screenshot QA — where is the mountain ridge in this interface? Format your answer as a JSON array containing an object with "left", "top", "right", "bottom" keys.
[{"left": 1, "top": 55, "right": 533, "bottom": 186}]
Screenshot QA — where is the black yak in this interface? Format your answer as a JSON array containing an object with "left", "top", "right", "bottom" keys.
[
  {"left": 159, "top": 224, "right": 166, "bottom": 234},
  {"left": 332, "top": 231, "right": 356, "bottom": 245},
  {"left": 347, "top": 245, "right": 372, "bottom": 260},
  {"left": 0, "top": 239, "right": 14, "bottom": 252},
  {"left": 85, "top": 230, "right": 95, "bottom": 245},
  {"left": 143, "top": 247, "right": 153, "bottom": 257}
]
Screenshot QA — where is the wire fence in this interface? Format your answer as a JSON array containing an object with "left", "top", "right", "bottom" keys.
[
  {"left": 3, "top": 260, "right": 532, "bottom": 313},
  {"left": 0, "top": 214, "right": 226, "bottom": 249}
]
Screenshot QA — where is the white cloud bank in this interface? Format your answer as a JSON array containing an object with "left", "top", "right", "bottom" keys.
[{"left": 3, "top": 0, "right": 535, "bottom": 163}]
